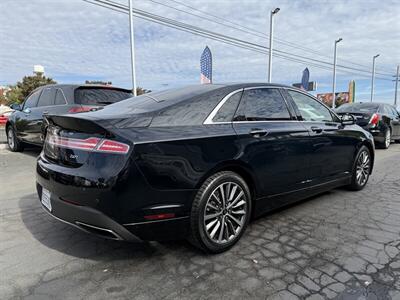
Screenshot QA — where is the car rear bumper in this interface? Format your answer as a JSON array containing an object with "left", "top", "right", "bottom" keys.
[
  {"left": 36, "top": 183, "right": 142, "bottom": 241},
  {"left": 36, "top": 154, "right": 192, "bottom": 241},
  {"left": 360, "top": 126, "right": 385, "bottom": 143}
]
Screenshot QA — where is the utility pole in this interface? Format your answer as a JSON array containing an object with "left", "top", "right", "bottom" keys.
[
  {"left": 129, "top": 0, "right": 137, "bottom": 96},
  {"left": 394, "top": 65, "right": 399, "bottom": 106},
  {"left": 268, "top": 8, "right": 280, "bottom": 83},
  {"left": 370, "top": 54, "right": 380, "bottom": 102},
  {"left": 332, "top": 38, "right": 342, "bottom": 109}
]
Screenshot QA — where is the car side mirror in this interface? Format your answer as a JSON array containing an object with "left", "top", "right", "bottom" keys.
[
  {"left": 341, "top": 113, "right": 356, "bottom": 125},
  {"left": 10, "top": 103, "right": 22, "bottom": 110}
]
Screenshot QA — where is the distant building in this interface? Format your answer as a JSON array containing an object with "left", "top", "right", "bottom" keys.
[{"left": 0, "top": 86, "right": 10, "bottom": 97}]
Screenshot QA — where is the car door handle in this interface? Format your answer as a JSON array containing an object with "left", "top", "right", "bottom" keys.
[
  {"left": 310, "top": 126, "right": 323, "bottom": 133},
  {"left": 249, "top": 129, "right": 268, "bottom": 138}
]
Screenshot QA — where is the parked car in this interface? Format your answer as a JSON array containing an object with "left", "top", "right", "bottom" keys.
[
  {"left": 0, "top": 104, "right": 13, "bottom": 126},
  {"left": 5, "top": 84, "right": 132, "bottom": 151},
  {"left": 335, "top": 102, "right": 400, "bottom": 149},
  {"left": 36, "top": 83, "right": 375, "bottom": 253}
]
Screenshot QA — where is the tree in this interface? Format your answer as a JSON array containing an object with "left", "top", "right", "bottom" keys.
[
  {"left": 6, "top": 73, "right": 57, "bottom": 104},
  {"left": 17, "top": 73, "right": 57, "bottom": 100}
]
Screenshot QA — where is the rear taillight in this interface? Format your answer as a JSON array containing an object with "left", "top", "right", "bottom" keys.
[
  {"left": 68, "top": 106, "right": 97, "bottom": 113},
  {"left": 47, "top": 136, "right": 129, "bottom": 154},
  {"left": 97, "top": 139, "right": 130, "bottom": 154},
  {"left": 369, "top": 113, "right": 380, "bottom": 126}
]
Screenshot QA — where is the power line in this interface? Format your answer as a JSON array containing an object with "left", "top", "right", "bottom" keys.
[
  {"left": 155, "top": 0, "right": 394, "bottom": 76},
  {"left": 83, "top": 0, "right": 394, "bottom": 81}
]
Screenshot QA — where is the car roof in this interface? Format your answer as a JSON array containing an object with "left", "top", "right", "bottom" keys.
[
  {"left": 347, "top": 102, "right": 393, "bottom": 106},
  {"left": 33, "top": 84, "right": 132, "bottom": 93}
]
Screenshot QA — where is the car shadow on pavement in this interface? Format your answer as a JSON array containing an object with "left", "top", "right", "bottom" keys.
[
  {"left": 19, "top": 146, "right": 42, "bottom": 158},
  {"left": 18, "top": 193, "right": 197, "bottom": 260}
]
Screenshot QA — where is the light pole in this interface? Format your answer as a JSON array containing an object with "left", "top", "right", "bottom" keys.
[
  {"left": 331, "top": 38, "right": 342, "bottom": 109},
  {"left": 268, "top": 7, "right": 280, "bottom": 83},
  {"left": 394, "top": 65, "right": 399, "bottom": 106},
  {"left": 370, "top": 54, "right": 380, "bottom": 102},
  {"left": 129, "top": 0, "right": 137, "bottom": 96}
]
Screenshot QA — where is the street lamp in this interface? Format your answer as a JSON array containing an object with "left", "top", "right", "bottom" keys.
[
  {"left": 268, "top": 7, "right": 280, "bottom": 83},
  {"left": 370, "top": 54, "right": 380, "bottom": 102},
  {"left": 395, "top": 65, "right": 399, "bottom": 106},
  {"left": 331, "top": 38, "right": 342, "bottom": 109},
  {"left": 129, "top": 0, "right": 137, "bottom": 96}
]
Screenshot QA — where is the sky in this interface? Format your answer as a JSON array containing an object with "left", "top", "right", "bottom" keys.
[{"left": 0, "top": 0, "right": 399, "bottom": 103}]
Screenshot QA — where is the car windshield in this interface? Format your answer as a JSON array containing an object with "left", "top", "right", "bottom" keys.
[
  {"left": 336, "top": 103, "right": 379, "bottom": 113},
  {"left": 74, "top": 87, "right": 132, "bottom": 105}
]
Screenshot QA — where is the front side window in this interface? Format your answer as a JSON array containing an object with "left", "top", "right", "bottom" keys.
[
  {"left": 288, "top": 90, "right": 333, "bottom": 122},
  {"left": 234, "top": 88, "right": 291, "bottom": 121},
  {"left": 37, "top": 88, "right": 55, "bottom": 107},
  {"left": 212, "top": 91, "right": 242, "bottom": 122},
  {"left": 23, "top": 91, "right": 40, "bottom": 109}
]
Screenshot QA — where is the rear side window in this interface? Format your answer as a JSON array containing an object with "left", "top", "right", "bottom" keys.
[
  {"left": 212, "top": 91, "right": 242, "bottom": 122},
  {"left": 55, "top": 89, "right": 67, "bottom": 105},
  {"left": 37, "top": 87, "right": 55, "bottom": 107},
  {"left": 151, "top": 89, "right": 231, "bottom": 126},
  {"left": 288, "top": 90, "right": 333, "bottom": 122},
  {"left": 389, "top": 106, "right": 399, "bottom": 116},
  {"left": 382, "top": 105, "right": 396, "bottom": 116},
  {"left": 23, "top": 90, "right": 41, "bottom": 109},
  {"left": 74, "top": 88, "right": 132, "bottom": 105},
  {"left": 234, "top": 88, "right": 291, "bottom": 121}
]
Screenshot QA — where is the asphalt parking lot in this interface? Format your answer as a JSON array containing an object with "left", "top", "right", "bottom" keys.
[{"left": 1, "top": 129, "right": 400, "bottom": 300}]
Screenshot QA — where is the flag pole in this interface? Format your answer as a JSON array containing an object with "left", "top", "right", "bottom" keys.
[{"left": 129, "top": 0, "right": 137, "bottom": 96}]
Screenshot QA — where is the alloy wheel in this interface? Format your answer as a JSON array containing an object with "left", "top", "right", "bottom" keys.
[
  {"left": 385, "top": 130, "right": 391, "bottom": 148},
  {"left": 356, "top": 150, "right": 370, "bottom": 186},
  {"left": 203, "top": 182, "right": 248, "bottom": 244},
  {"left": 7, "top": 128, "right": 15, "bottom": 150}
]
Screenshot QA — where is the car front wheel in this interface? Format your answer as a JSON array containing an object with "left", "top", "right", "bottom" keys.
[
  {"left": 7, "top": 126, "right": 24, "bottom": 152},
  {"left": 188, "top": 171, "right": 251, "bottom": 253},
  {"left": 347, "top": 145, "right": 371, "bottom": 191}
]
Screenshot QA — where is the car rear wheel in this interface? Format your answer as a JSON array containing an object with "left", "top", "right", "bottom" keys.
[
  {"left": 347, "top": 145, "right": 371, "bottom": 191},
  {"left": 377, "top": 129, "right": 391, "bottom": 149},
  {"left": 188, "top": 171, "right": 251, "bottom": 253},
  {"left": 7, "top": 126, "right": 24, "bottom": 152}
]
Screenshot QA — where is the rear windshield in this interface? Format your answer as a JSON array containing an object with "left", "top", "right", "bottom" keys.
[
  {"left": 336, "top": 103, "right": 379, "bottom": 113},
  {"left": 74, "top": 87, "right": 132, "bottom": 105}
]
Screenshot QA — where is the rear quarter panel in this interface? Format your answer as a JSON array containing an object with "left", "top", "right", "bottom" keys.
[{"left": 119, "top": 125, "right": 242, "bottom": 190}]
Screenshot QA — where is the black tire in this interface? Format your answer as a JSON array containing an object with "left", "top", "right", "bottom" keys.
[
  {"left": 6, "top": 126, "right": 24, "bottom": 152},
  {"left": 188, "top": 171, "right": 252, "bottom": 253},
  {"left": 377, "top": 129, "right": 391, "bottom": 149},
  {"left": 347, "top": 145, "right": 371, "bottom": 191}
]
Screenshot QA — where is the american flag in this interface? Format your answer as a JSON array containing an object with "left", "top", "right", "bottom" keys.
[{"left": 200, "top": 46, "right": 212, "bottom": 84}]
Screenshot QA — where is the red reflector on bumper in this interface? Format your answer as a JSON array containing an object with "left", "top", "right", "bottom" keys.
[
  {"left": 144, "top": 213, "right": 175, "bottom": 220},
  {"left": 59, "top": 197, "right": 83, "bottom": 206}
]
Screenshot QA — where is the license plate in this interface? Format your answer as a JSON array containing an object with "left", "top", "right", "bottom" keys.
[{"left": 41, "top": 188, "right": 52, "bottom": 212}]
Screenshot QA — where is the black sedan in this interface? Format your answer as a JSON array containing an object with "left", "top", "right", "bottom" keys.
[
  {"left": 5, "top": 84, "right": 132, "bottom": 151},
  {"left": 36, "top": 83, "right": 374, "bottom": 253},
  {"left": 336, "top": 102, "right": 400, "bottom": 149}
]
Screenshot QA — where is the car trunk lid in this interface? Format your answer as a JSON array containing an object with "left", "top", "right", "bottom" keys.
[
  {"left": 44, "top": 115, "right": 131, "bottom": 167},
  {"left": 336, "top": 112, "right": 373, "bottom": 126}
]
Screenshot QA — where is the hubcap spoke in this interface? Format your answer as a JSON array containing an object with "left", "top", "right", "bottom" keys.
[
  {"left": 227, "top": 191, "right": 244, "bottom": 209},
  {"left": 204, "top": 211, "right": 222, "bottom": 221}
]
